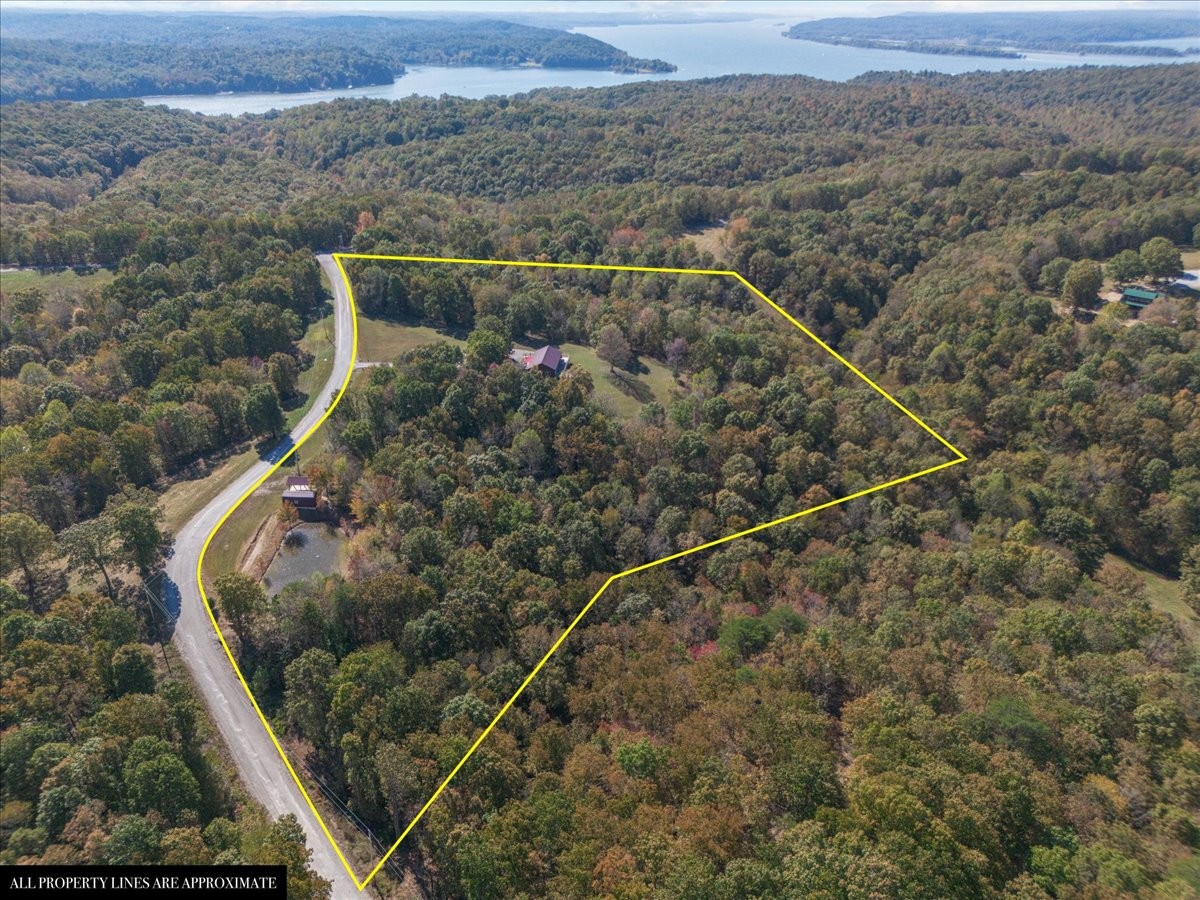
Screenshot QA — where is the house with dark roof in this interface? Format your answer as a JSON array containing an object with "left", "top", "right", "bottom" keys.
[{"left": 519, "top": 345, "right": 569, "bottom": 376}]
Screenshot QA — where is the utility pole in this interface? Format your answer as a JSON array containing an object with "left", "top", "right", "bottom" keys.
[{"left": 143, "top": 581, "right": 175, "bottom": 675}]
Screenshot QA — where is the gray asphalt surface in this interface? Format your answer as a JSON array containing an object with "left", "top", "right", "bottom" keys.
[{"left": 165, "top": 254, "right": 358, "bottom": 897}]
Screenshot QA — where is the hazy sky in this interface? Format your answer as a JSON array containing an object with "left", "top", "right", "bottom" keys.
[{"left": 4, "top": 0, "right": 1196, "bottom": 16}]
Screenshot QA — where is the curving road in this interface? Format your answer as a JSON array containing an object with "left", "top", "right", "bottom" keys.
[{"left": 165, "top": 254, "right": 358, "bottom": 897}]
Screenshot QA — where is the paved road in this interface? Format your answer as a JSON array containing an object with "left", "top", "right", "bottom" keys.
[{"left": 165, "top": 254, "right": 357, "bottom": 897}]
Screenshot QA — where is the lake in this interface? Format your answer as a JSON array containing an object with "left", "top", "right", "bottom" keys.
[{"left": 138, "top": 18, "right": 1196, "bottom": 116}]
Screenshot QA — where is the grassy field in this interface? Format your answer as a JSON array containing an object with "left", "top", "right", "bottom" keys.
[
  {"left": 292, "top": 390, "right": 346, "bottom": 460},
  {"left": 1180, "top": 248, "right": 1200, "bottom": 270},
  {"left": 559, "top": 341, "right": 677, "bottom": 418},
  {"left": 684, "top": 224, "right": 729, "bottom": 262},
  {"left": 356, "top": 316, "right": 466, "bottom": 363},
  {"left": 200, "top": 474, "right": 290, "bottom": 585},
  {"left": 160, "top": 446, "right": 260, "bottom": 537},
  {"left": 290, "top": 313, "right": 336, "bottom": 429},
  {"left": 0, "top": 267, "right": 114, "bottom": 294},
  {"left": 1106, "top": 554, "right": 1198, "bottom": 652}
]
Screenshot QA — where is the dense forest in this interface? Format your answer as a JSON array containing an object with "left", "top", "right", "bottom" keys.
[
  {"left": 0, "top": 582, "right": 330, "bottom": 895},
  {"left": 0, "top": 39, "right": 400, "bottom": 101},
  {"left": 788, "top": 10, "right": 1200, "bottom": 59},
  {"left": 2, "top": 61, "right": 1199, "bottom": 896},
  {"left": 0, "top": 13, "right": 673, "bottom": 103}
]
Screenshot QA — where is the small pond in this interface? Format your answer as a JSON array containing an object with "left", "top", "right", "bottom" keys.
[{"left": 263, "top": 523, "right": 347, "bottom": 596}]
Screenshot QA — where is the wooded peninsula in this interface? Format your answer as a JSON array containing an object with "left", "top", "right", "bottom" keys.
[{"left": 0, "top": 13, "right": 675, "bottom": 103}]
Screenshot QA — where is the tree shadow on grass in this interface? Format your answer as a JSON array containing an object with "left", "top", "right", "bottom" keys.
[
  {"left": 375, "top": 311, "right": 472, "bottom": 343},
  {"left": 625, "top": 356, "right": 650, "bottom": 376},
  {"left": 605, "top": 371, "right": 654, "bottom": 404}
]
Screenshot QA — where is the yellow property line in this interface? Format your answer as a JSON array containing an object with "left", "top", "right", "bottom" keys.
[{"left": 194, "top": 252, "right": 967, "bottom": 890}]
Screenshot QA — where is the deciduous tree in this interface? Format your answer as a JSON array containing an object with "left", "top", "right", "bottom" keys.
[
  {"left": 244, "top": 383, "right": 285, "bottom": 439},
  {"left": 0, "top": 512, "right": 54, "bottom": 597},
  {"left": 1104, "top": 249, "right": 1144, "bottom": 284},
  {"left": 1139, "top": 237, "right": 1181, "bottom": 281},
  {"left": 596, "top": 323, "right": 632, "bottom": 373},
  {"left": 112, "top": 643, "right": 157, "bottom": 696},
  {"left": 126, "top": 753, "right": 200, "bottom": 824},
  {"left": 58, "top": 515, "right": 121, "bottom": 600},
  {"left": 1060, "top": 259, "right": 1102, "bottom": 308},
  {"left": 110, "top": 502, "right": 164, "bottom": 577},
  {"left": 212, "top": 572, "right": 265, "bottom": 641},
  {"left": 266, "top": 353, "right": 299, "bottom": 401}
]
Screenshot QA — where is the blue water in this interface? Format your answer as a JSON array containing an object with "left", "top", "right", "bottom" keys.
[{"left": 137, "top": 18, "right": 1196, "bottom": 116}]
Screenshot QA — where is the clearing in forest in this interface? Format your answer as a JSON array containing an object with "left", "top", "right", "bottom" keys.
[{"left": 200, "top": 252, "right": 968, "bottom": 890}]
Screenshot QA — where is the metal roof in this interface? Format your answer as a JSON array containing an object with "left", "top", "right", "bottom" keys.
[
  {"left": 1122, "top": 288, "right": 1160, "bottom": 301},
  {"left": 530, "top": 345, "right": 562, "bottom": 371}
]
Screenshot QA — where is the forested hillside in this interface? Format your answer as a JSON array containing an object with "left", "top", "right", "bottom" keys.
[
  {"left": 0, "top": 13, "right": 674, "bottom": 103},
  {"left": 2, "top": 64, "right": 1198, "bottom": 895},
  {"left": 0, "top": 582, "right": 330, "bottom": 894},
  {"left": 787, "top": 10, "right": 1200, "bottom": 59}
]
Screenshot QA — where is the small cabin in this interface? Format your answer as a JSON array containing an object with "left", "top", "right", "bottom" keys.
[
  {"left": 1120, "top": 288, "right": 1161, "bottom": 311},
  {"left": 520, "top": 345, "right": 568, "bottom": 376},
  {"left": 283, "top": 475, "right": 316, "bottom": 509}
]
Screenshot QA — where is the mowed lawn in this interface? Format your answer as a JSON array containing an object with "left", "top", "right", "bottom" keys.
[
  {"left": 356, "top": 316, "right": 466, "bottom": 363},
  {"left": 356, "top": 314, "right": 679, "bottom": 419},
  {"left": 171, "top": 315, "right": 444, "bottom": 578},
  {"left": 290, "top": 312, "right": 336, "bottom": 428},
  {"left": 200, "top": 476, "right": 287, "bottom": 585},
  {"left": 558, "top": 342, "right": 676, "bottom": 419},
  {"left": 0, "top": 267, "right": 114, "bottom": 293},
  {"left": 160, "top": 446, "right": 260, "bottom": 537},
  {"left": 197, "top": 407, "right": 346, "bottom": 584}
]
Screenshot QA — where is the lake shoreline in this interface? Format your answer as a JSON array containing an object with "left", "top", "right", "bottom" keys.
[
  {"left": 124, "top": 59, "right": 677, "bottom": 107},
  {"left": 129, "top": 19, "right": 1196, "bottom": 116}
]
